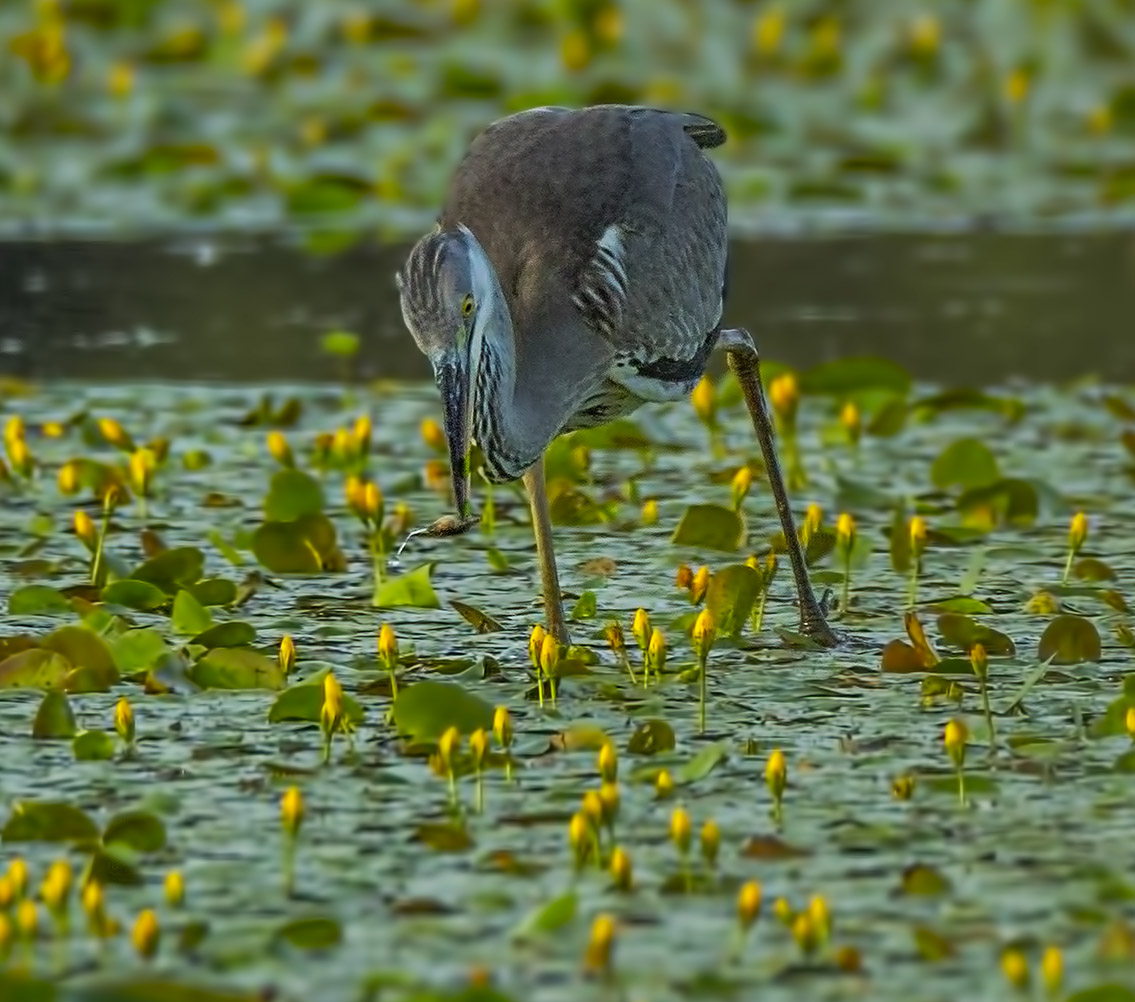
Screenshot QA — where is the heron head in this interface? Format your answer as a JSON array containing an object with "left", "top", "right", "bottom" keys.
[{"left": 397, "top": 224, "right": 496, "bottom": 520}]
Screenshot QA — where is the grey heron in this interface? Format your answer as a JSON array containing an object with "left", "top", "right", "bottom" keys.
[{"left": 397, "top": 104, "right": 835, "bottom": 649}]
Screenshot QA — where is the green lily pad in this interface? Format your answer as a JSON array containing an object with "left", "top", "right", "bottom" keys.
[
  {"left": 109, "top": 629, "right": 171, "bottom": 674},
  {"left": 131, "top": 547, "right": 205, "bottom": 593},
  {"left": 569, "top": 591, "right": 597, "bottom": 620},
  {"left": 514, "top": 891, "right": 577, "bottom": 940},
  {"left": 375, "top": 564, "right": 441, "bottom": 609},
  {"left": 189, "top": 578, "right": 239, "bottom": 607},
  {"left": 264, "top": 469, "right": 324, "bottom": 522},
  {"left": 8, "top": 585, "right": 72, "bottom": 616},
  {"left": 103, "top": 811, "right": 166, "bottom": 853},
  {"left": 936, "top": 614, "right": 1016, "bottom": 656},
  {"left": 899, "top": 863, "right": 953, "bottom": 896},
  {"left": 1038, "top": 615, "right": 1101, "bottom": 665},
  {"left": 252, "top": 515, "right": 340, "bottom": 574},
  {"left": 73, "top": 730, "right": 117, "bottom": 761},
  {"left": 671, "top": 504, "right": 744, "bottom": 552},
  {"left": 172, "top": 589, "right": 213, "bottom": 635},
  {"left": 273, "top": 916, "right": 343, "bottom": 951},
  {"left": 102, "top": 579, "right": 170, "bottom": 611},
  {"left": 0, "top": 648, "right": 71, "bottom": 690},
  {"left": 391, "top": 680, "right": 494, "bottom": 742},
  {"left": 451, "top": 599, "right": 503, "bottom": 632},
  {"left": 320, "top": 330, "right": 361, "bottom": 358},
  {"left": 32, "top": 690, "right": 77, "bottom": 739},
  {"left": 268, "top": 674, "right": 364, "bottom": 726},
  {"left": 676, "top": 742, "right": 728, "bottom": 785},
  {"left": 188, "top": 648, "right": 285, "bottom": 690},
  {"left": 931, "top": 437, "right": 1000, "bottom": 491},
  {"left": 957, "top": 478, "right": 1039, "bottom": 527},
  {"left": 42, "top": 626, "right": 118, "bottom": 688},
  {"left": 190, "top": 621, "right": 257, "bottom": 650},
  {"left": 2, "top": 800, "right": 100, "bottom": 842},
  {"left": 705, "top": 563, "right": 761, "bottom": 637},
  {"left": 627, "top": 719, "right": 676, "bottom": 755},
  {"left": 1074, "top": 558, "right": 1117, "bottom": 581},
  {"left": 82, "top": 845, "right": 143, "bottom": 888}
]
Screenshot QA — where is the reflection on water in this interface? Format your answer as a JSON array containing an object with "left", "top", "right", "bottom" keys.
[{"left": 2, "top": 231, "right": 1134, "bottom": 385}]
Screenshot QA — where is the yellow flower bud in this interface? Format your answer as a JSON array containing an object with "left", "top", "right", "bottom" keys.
[
  {"left": 74, "top": 510, "right": 98, "bottom": 551},
  {"left": 808, "top": 894, "right": 831, "bottom": 941},
  {"left": 700, "top": 819, "right": 720, "bottom": 867},
  {"left": 108, "top": 60, "right": 134, "bottom": 97},
  {"left": 98, "top": 417, "right": 132, "bottom": 450},
  {"left": 1041, "top": 945, "right": 1062, "bottom": 995},
  {"left": 539, "top": 633, "right": 560, "bottom": 678},
  {"left": 731, "top": 465, "right": 753, "bottom": 507},
  {"left": 598, "top": 781, "right": 620, "bottom": 826},
  {"left": 909, "top": 14, "right": 940, "bottom": 56},
  {"left": 81, "top": 880, "right": 103, "bottom": 918},
  {"left": 598, "top": 742, "right": 617, "bottom": 783},
  {"left": 1005, "top": 69, "right": 1029, "bottom": 106},
  {"left": 528, "top": 623, "right": 547, "bottom": 669},
  {"left": 1002, "top": 947, "right": 1029, "bottom": 989},
  {"left": 353, "top": 414, "right": 371, "bottom": 451},
  {"left": 610, "top": 846, "right": 633, "bottom": 891},
  {"left": 675, "top": 564, "right": 693, "bottom": 591},
  {"left": 691, "top": 565, "right": 710, "bottom": 604},
  {"left": 944, "top": 718, "right": 967, "bottom": 768},
  {"left": 281, "top": 786, "right": 304, "bottom": 837},
  {"left": 631, "top": 608, "right": 650, "bottom": 651},
  {"left": 469, "top": 728, "right": 489, "bottom": 770},
  {"left": 8, "top": 858, "right": 28, "bottom": 899},
  {"left": 690, "top": 375, "right": 717, "bottom": 427},
  {"left": 331, "top": 427, "right": 353, "bottom": 461},
  {"left": 768, "top": 373, "right": 799, "bottom": 422},
  {"left": 0, "top": 875, "right": 11, "bottom": 909},
  {"left": 279, "top": 634, "right": 296, "bottom": 675},
  {"left": 58, "top": 460, "right": 81, "bottom": 495},
  {"left": 378, "top": 623, "right": 398, "bottom": 670},
  {"left": 320, "top": 672, "right": 343, "bottom": 736},
  {"left": 970, "top": 643, "right": 988, "bottom": 679},
  {"left": 344, "top": 475, "right": 365, "bottom": 517},
  {"left": 836, "top": 512, "right": 856, "bottom": 550},
  {"left": 892, "top": 774, "right": 915, "bottom": 800},
  {"left": 581, "top": 790, "right": 604, "bottom": 828},
  {"left": 492, "top": 706, "right": 513, "bottom": 749},
  {"left": 1126, "top": 705, "right": 1135, "bottom": 741},
  {"left": 669, "top": 806, "right": 692, "bottom": 854},
  {"left": 647, "top": 628, "right": 667, "bottom": 674},
  {"left": 568, "top": 811, "right": 591, "bottom": 862},
  {"left": 583, "top": 913, "right": 616, "bottom": 974},
  {"left": 129, "top": 448, "right": 155, "bottom": 496},
  {"left": 641, "top": 497, "right": 658, "bottom": 525},
  {"left": 909, "top": 515, "right": 928, "bottom": 554},
  {"left": 1069, "top": 511, "right": 1088, "bottom": 552},
  {"left": 4, "top": 415, "right": 25, "bottom": 446},
  {"left": 737, "top": 880, "right": 762, "bottom": 928},
  {"left": 41, "top": 860, "right": 71, "bottom": 914},
  {"left": 792, "top": 912, "right": 818, "bottom": 955},
  {"left": 0, "top": 913, "right": 12, "bottom": 953},
  {"left": 114, "top": 695, "right": 135, "bottom": 744},
  {"left": 16, "top": 899, "right": 37, "bottom": 940},
  {"left": 164, "top": 869, "right": 184, "bottom": 907},
  {"left": 1088, "top": 104, "right": 1112, "bottom": 136},
  {"left": 363, "top": 481, "right": 383, "bottom": 521},
  {"left": 655, "top": 768, "right": 674, "bottom": 799},
  {"left": 7, "top": 437, "right": 32, "bottom": 477},
  {"left": 421, "top": 417, "right": 446, "bottom": 453},
  {"left": 766, "top": 748, "right": 787, "bottom": 801},
  {"left": 804, "top": 503, "right": 823, "bottom": 539},
  {"left": 603, "top": 620, "right": 625, "bottom": 657},
  {"left": 267, "top": 430, "right": 294, "bottom": 467},
  {"left": 438, "top": 726, "right": 460, "bottom": 772},
  {"left": 693, "top": 607, "right": 716, "bottom": 661},
  {"left": 753, "top": 5, "right": 784, "bottom": 56},
  {"left": 132, "top": 908, "right": 160, "bottom": 960}
]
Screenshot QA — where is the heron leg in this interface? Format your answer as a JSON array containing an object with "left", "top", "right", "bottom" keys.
[
  {"left": 522, "top": 453, "right": 570, "bottom": 647},
  {"left": 719, "top": 327, "right": 837, "bottom": 647}
]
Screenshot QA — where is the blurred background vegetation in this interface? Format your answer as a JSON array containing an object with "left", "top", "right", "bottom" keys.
[{"left": 3, "top": 0, "right": 1135, "bottom": 244}]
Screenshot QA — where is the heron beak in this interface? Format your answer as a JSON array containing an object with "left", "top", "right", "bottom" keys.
[{"left": 435, "top": 355, "right": 473, "bottom": 520}]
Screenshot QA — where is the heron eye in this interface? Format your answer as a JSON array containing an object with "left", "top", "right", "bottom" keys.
[{"left": 461, "top": 295, "right": 475, "bottom": 317}]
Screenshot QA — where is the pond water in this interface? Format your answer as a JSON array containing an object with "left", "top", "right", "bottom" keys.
[{"left": 1, "top": 241, "right": 1135, "bottom": 999}]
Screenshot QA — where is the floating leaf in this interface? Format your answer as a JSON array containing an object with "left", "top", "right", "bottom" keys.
[
  {"left": 413, "top": 822, "right": 474, "bottom": 853},
  {"left": 671, "top": 504, "right": 744, "bottom": 552},
  {"left": 569, "top": 591, "right": 597, "bottom": 620},
  {"left": 109, "top": 629, "right": 170, "bottom": 674},
  {"left": 32, "top": 690, "right": 77, "bottom": 739},
  {"left": 515, "top": 891, "right": 577, "bottom": 939},
  {"left": 131, "top": 547, "right": 205, "bottom": 593},
  {"left": 937, "top": 614, "right": 1016, "bottom": 656},
  {"left": 881, "top": 640, "right": 925, "bottom": 672},
  {"left": 740, "top": 834, "right": 809, "bottom": 860},
  {"left": 273, "top": 916, "right": 343, "bottom": 951},
  {"left": 188, "top": 648, "right": 285, "bottom": 690},
  {"left": 2, "top": 801, "right": 99, "bottom": 842},
  {"left": 191, "top": 621, "right": 256, "bottom": 649},
  {"left": 172, "top": 590, "right": 213, "bottom": 635},
  {"left": 252, "top": 515, "right": 340, "bottom": 574},
  {"left": 375, "top": 564, "right": 440, "bottom": 609},
  {"left": 320, "top": 330, "right": 361, "bottom": 358},
  {"left": 264, "top": 470, "right": 324, "bottom": 522},
  {"left": 101, "top": 579, "right": 169, "bottom": 611},
  {"left": 913, "top": 925, "right": 956, "bottom": 962},
  {"left": 268, "top": 675, "right": 364, "bottom": 725},
  {"left": 931, "top": 438, "right": 999, "bottom": 491},
  {"left": 190, "top": 577, "right": 239, "bottom": 607},
  {"left": 868, "top": 397, "right": 908, "bottom": 437},
  {"left": 957, "top": 478, "right": 1039, "bottom": 528},
  {"left": 391, "top": 680, "right": 494, "bottom": 742},
  {"left": 1065, "top": 988, "right": 1135, "bottom": 1002},
  {"left": 83, "top": 845, "right": 143, "bottom": 888},
  {"left": 676, "top": 743, "right": 728, "bottom": 784},
  {"left": 927, "top": 596, "right": 993, "bottom": 615},
  {"left": 1074, "top": 558, "right": 1117, "bottom": 581},
  {"left": 900, "top": 863, "right": 953, "bottom": 896},
  {"left": 0, "top": 648, "right": 71, "bottom": 690},
  {"left": 103, "top": 811, "right": 167, "bottom": 853},
  {"left": 705, "top": 564, "right": 761, "bottom": 636},
  {"left": 627, "top": 719, "right": 676, "bottom": 755},
  {"left": 450, "top": 599, "right": 502, "bottom": 633},
  {"left": 889, "top": 503, "right": 911, "bottom": 573},
  {"left": 8, "top": 585, "right": 72, "bottom": 616},
  {"left": 73, "top": 730, "right": 117, "bottom": 761},
  {"left": 41, "top": 626, "right": 118, "bottom": 688},
  {"left": 1038, "top": 615, "right": 1101, "bottom": 665}
]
